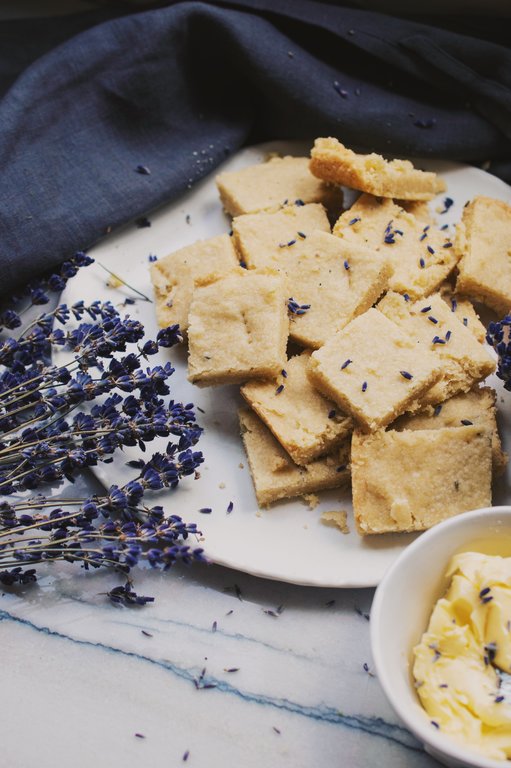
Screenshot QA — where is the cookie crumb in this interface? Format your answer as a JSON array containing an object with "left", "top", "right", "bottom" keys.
[
  {"left": 321, "top": 510, "right": 350, "bottom": 534},
  {"left": 303, "top": 493, "right": 320, "bottom": 509},
  {"left": 107, "top": 275, "right": 123, "bottom": 289}
]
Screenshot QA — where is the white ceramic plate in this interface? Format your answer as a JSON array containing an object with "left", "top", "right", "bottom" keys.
[{"left": 59, "top": 141, "right": 511, "bottom": 587}]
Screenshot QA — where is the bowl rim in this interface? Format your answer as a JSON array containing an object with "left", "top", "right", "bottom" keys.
[{"left": 371, "top": 505, "right": 511, "bottom": 768}]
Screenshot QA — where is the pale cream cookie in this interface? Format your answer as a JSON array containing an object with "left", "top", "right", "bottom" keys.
[
  {"left": 377, "top": 292, "right": 495, "bottom": 406},
  {"left": 310, "top": 138, "right": 446, "bottom": 200},
  {"left": 216, "top": 155, "right": 342, "bottom": 216},
  {"left": 333, "top": 194, "right": 459, "bottom": 299},
  {"left": 455, "top": 196, "right": 511, "bottom": 315},
  {"left": 307, "top": 308, "right": 442, "bottom": 432},
  {"left": 150, "top": 234, "right": 239, "bottom": 333},
  {"left": 241, "top": 351, "right": 353, "bottom": 466},
  {"left": 187, "top": 269, "right": 288, "bottom": 386},
  {"left": 239, "top": 408, "right": 350, "bottom": 506},
  {"left": 393, "top": 387, "right": 507, "bottom": 478},
  {"left": 351, "top": 425, "right": 492, "bottom": 534},
  {"left": 232, "top": 203, "right": 330, "bottom": 271}
]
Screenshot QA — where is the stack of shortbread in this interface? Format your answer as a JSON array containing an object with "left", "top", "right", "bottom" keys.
[{"left": 150, "top": 140, "right": 511, "bottom": 536}]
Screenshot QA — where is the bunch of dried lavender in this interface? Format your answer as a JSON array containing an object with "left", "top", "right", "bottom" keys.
[
  {"left": 0, "top": 253, "right": 204, "bottom": 599},
  {"left": 487, "top": 317, "right": 511, "bottom": 389}
]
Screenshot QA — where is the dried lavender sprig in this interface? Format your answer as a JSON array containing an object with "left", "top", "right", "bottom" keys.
[
  {"left": 0, "top": 295, "right": 190, "bottom": 492},
  {"left": 1, "top": 446, "right": 203, "bottom": 520},
  {"left": 0, "top": 405, "right": 202, "bottom": 494},
  {"left": 0, "top": 329, "right": 182, "bottom": 435},
  {"left": 1, "top": 326, "right": 181, "bottom": 420},
  {"left": 0, "top": 385, "right": 200, "bottom": 494},
  {"left": 3, "top": 311, "right": 149, "bottom": 371},
  {"left": 0, "top": 356, "right": 178, "bottom": 432},
  {"left": 0, "top": 514, "right": 205, "bottom": 585},
  {"left": 0, "top": 251, "right": 94, "bottom": 333},
  {"left": 0, "top": 451, "right": 205, "bottom": 587},
  {"left": 0, "top": 254, "right": 205, "bottom": 601},
  {"left": 487, "top": 317, "right": 511, "bottom": 390}
]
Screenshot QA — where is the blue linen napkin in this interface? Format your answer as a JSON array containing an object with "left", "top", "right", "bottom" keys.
[{"left": 0, "top": 0, "right": 509, "bottom": 295}]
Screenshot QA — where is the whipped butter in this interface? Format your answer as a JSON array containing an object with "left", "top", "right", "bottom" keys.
[{"left": 413, "top": 552, "right": 511, "bottom": 761}]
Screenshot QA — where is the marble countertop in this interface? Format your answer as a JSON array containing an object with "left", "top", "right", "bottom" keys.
[{"left": 0, "top": 469, "right": 440, "bottom": 768}]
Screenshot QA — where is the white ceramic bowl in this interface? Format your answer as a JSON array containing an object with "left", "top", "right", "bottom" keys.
[{"left": 371, "top": 506, "right": 511, "bottom": 768}]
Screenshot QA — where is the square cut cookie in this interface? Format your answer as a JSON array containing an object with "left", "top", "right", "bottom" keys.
[
  {"left": 310, "top": 138, "right": 446, "bottom": 200},
  {"left": 240, "top": 351, "right": 353, "bottom": 466},
  {"left": 307, "top": 308, "right": 442, "bottom": 432},
  {"left": 187, "top": 270, "right": 288, "bottom": 386},
  {"left": 438, "top": 282, "right": 486, "bottom": 344},
  {"left": 377, "top": 292, "right": 495, "bottom": 405},
  {"left": 351, "top": 425, "right": 492, "bottom": 534},
  {"left": 232, "top": 203, "right": 330, "bottom": 270},
  {"left": 333, "top": 194, "right": 459, "bottom": 298},
  {"left": 150, "top": 234, "right": 239, "bottom": 332},
  {"left": 239, "top": 408, "right": 350, "bottom": 506},
  {"left": 216, "top": 156, "right": 343, "bottom": 217},
  {"left": 455, "top": 196, "right": 511, "bottom": 315},
  {"left": 392, "top": 387, "right": 507, "bottom": 477},
  {"left": 284, "top": 230, "right": 392, "bottom": 349}
]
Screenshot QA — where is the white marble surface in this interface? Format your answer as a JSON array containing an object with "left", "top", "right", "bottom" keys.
[{"left": 0, "top": 468, "right": 441, "bottom": 768}]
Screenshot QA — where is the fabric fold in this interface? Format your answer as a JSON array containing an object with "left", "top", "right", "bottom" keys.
[{"left": 0, "top": 1, "right": 509, "bottom": 295}]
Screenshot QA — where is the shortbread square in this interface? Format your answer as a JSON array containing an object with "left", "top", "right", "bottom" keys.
[
  {"left": 333, "top": 194, "right": 459, "bottom": 298},
  {"left": 438, "top": 282, "right": 486, "bottom": 344},
  {"left": 393, "top": 387, "right": 507, "bottom": 477},
  {"left": 240, "top": 351, "right": 353, "bottom": 466},
  {"left": 377, "top": 292, "right": 495, "bottom": 405},
  {"left": 239, "top": 408, "right": 350, "bottom": 506},
  {"left": 310, "top": 138, "right": 446, "bottom": 200},
  {"left": 187, "top": 270, "right": 288, "bottom": 386},
  {"left": 283, "top": 230, "right": 392, "bottom": 349},
  {"left": 232, "top": 203, "right": 330, "bottom": 270},
  {"left": 351, "top": 425, "right": 492, "bottom": 534},
  {"left": 150, "top": 234, "right": 239, "bottom": 332},
  {"left": 455, "top": 196, "right": 511, "bottom": 315},
  {"left": 216, "top": 155, "right": 343, "bottom": 217},
  {"left": 307, "top": 308, "right": 442, "bottom": 431}
]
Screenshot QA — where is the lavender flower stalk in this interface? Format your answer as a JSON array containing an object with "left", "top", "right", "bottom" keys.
[
  {"left": 0, "top": 294, "right": 198, "bottom": 493},
  {"left": 0, "top": 251, "right": 95, "bottom": 331},
  {"left": 0, "top": 251, "right": 205, "bottom": 599},
  {"left": 487, "top": 317, "right": 511, "bottom": 389},
  {"left": 0, "top": 453, "right": 205, "bottom": 593}
]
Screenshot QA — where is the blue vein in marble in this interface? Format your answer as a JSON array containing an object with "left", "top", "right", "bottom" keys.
[
  {"left": 0, "top": 608, "right": 420, "bottom": 752},
  {"left": 109, "top": 616, "right": 316, "bottom": 661}
]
